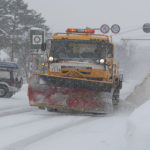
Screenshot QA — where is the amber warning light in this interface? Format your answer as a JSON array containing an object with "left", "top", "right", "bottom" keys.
[{"left": 66, "top": 28, "right": 95, "bottom": 33}]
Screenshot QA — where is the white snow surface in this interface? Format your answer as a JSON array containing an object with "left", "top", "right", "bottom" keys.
[
  {"left": 126, "top": 100, "right": 150, "bottom": 150},
  {"left": 0, "top": 79, "right": 149, "bottom": 150}
]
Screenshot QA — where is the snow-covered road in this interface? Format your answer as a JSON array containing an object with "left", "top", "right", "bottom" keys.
[
  {"left": 0, "top": 84, "right": 128, "bottom": 150},
  {"left": 1, "top": 70, "right": 150, "bottom": 150}
]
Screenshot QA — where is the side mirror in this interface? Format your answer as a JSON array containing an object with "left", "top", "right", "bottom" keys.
[
  {"left": 107, "top": 43, "right": 113, "bottom": 58},
  {"left": 41, "top": 43, "right": 47, "bottom": 51}
]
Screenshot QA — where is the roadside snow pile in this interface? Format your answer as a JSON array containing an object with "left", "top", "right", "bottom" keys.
[
  {"left": 126, "top": 100, "right": 150, "bottom": 150},
  {"left": 120, "top": 48, "right": 150, "bottom": 100},
  {"left": 124, "top": 72, "right": 150, "bottom": 110}
]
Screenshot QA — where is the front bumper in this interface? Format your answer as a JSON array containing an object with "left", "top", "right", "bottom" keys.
[{"left": 40, "top": 75, "right": 113, "bottom": 92}]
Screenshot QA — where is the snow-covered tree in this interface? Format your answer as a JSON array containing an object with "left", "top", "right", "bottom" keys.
[{"left": 0, "top": 0, "right": 50, "bottom": 79}]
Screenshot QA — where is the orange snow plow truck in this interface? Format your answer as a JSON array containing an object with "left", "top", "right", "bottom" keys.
[{"left": 28, "top": 28, "right": 123, "bottom": 114}]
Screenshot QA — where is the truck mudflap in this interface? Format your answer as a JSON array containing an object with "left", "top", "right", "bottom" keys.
[{"left": 28, "top": 75, "right": 114, "bottom": 113}]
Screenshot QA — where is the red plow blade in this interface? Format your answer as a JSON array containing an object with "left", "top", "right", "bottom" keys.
[{"left": 28, "top": 84, "right": 113, "bottom": 114}]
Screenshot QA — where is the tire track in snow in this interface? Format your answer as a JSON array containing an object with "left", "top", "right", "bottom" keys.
[
  {"left": 0, "top": 107, "right": 34, "bottom": 117},
  {"left": 3, "top": 117, "right": 97, "bottom": 150},
  {"left": 0, "top": 116, "right": 47, "bottom": 131},
  {"left": 0, "top": 111, "right": 66, "bottom": 130},
  {"left": 0, "top": 105, "right": 27, "bottom": 112}
]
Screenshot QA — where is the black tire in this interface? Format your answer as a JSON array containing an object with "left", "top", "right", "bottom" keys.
[
  {"left": 47, "top": 107, "right": 57, "bottom": 112},
  {"left": 0, "top": 85, "right": 8, "bottom": 97},
  {"left": 112, "top": 98, "right": 119, "bottom": 105},
  {"left": 38, "top": 106, "right": 45, "bottom": 110},
  {"left": 112, "top": 89, "right": 120, "bottom": 105}
]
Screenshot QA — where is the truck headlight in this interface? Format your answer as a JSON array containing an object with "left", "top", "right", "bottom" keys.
[
  {"left": 49, "top": 56, "right": 54, "bottom": 62},
  {"left": 100, "top": 59, "right": 104, "bottom": 64}
]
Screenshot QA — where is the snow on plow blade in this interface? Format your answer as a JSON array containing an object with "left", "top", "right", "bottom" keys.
[{"left": 28, "top": 75, "right": 114, "bottom": 114}]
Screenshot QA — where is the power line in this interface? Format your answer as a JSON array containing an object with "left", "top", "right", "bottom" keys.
[{"left": 114, "top": 27, "right": 142, "bottom": 36}]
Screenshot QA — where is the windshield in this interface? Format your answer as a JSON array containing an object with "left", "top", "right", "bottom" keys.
[{"left": 50, "top": 39, "right": 109, "bottom": 61}]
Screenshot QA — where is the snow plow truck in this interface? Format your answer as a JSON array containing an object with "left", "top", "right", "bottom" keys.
[{"left": 28, "top": 28, "right": 123, "bottom": 114}]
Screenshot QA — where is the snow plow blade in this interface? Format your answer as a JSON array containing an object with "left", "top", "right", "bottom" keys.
[{"left": 28, "top": 75, "right": 114, "bottom": 114}]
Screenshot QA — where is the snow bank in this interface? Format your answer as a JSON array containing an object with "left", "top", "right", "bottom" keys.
[
  {"left": 120, "top": 48, "right": 150, "bottom": 100},
  {"left": 126, "top": 100, "right": 150, "bottom": 150}
]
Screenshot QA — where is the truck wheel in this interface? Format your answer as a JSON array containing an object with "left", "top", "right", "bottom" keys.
[
  {"left": 112, "top": 98, "right": 119, "bottom": 105},
  {"left": 47, "top": 107, "right": 57, "bottom": 112},
  {"left": 0, "top": 85, "right": 8, "bottom": 97},
  {"left": 38, "top": 106, "right": 45, "bottom": 110},
  {"left": 112, "top": 89, "right": 120, "bottom": 105}
]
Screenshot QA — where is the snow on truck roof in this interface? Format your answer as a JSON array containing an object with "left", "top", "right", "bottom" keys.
[
  {"left": 0, "top": 62, "right": 19, "bottom": 70},
  {"left": 53, "top": 33, "right": 112, "bottom": 42}
]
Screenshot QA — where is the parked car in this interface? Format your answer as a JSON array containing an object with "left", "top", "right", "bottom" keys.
[{"left": 0, "top": 62, "right": 23, "bottom": 98}]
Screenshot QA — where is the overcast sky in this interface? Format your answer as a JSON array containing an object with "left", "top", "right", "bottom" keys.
[{"left": 24, "top": 0, "right": 150, "bottom": 44}]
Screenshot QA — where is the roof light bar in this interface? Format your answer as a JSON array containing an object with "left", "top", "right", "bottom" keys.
[
  {"left": 84, "top": 29, "right": 95, "bottom": 33},
  {"left": 66, "top": 28, "right": 77, "bottom": 32},
  {"left": 66, "top": 28, "right": 95, "bottom": 33}
]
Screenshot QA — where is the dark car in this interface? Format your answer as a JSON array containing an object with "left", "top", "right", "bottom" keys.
[{"left": 0, "top": 62, "right": 23, "bottom": 98}]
